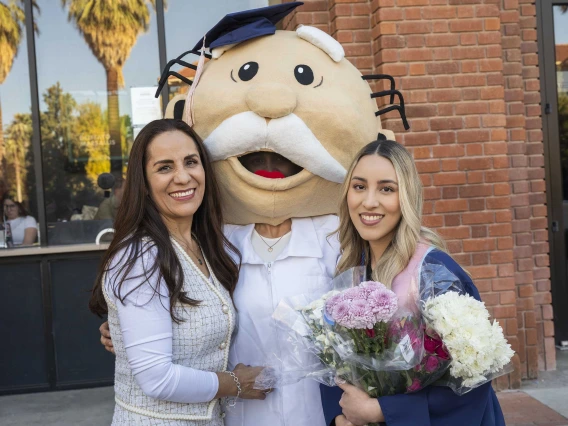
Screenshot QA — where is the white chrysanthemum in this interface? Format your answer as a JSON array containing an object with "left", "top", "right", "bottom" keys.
[{"left": 423, "top": 292, "right": 514, "bottom": 387}]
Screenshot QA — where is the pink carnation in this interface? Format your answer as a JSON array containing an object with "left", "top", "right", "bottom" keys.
[
  {"left": 331, "top": 300, "right": 351, "bottom": 323},
  {"left": 368, "top": 289, "right": 398, "bottom": 322},
  {"left": 325, "top": 294, "right": 343, "bottom": 316},
  {"left": 343, "top": 287, "right": 363, "bottom": 301}
]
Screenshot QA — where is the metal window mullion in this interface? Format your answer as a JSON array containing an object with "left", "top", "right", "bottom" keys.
[
  {"left": 156, "top": 0, "right": 169, "bottom": 115},
  {"left": 24, "top": 0, "right": 46, "bottom": 246}
]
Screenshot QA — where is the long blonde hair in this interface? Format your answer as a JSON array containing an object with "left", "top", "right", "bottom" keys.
[{"left": 336, "top": 140, "right": 447, "bottom": 287}]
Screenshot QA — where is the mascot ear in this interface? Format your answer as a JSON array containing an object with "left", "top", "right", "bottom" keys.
[
  {"left": 164, "top": 93, "right": 187, "bottom": 120},
  {"left": 296, "top": 25, "right": 345, "bottom": 62}
]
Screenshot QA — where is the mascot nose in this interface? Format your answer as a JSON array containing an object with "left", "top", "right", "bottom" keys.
[{"left": 245, "top": 83, "right": 297, "bottom": 119}]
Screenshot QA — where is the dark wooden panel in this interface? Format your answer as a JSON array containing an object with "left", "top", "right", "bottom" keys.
[
  {"left": 0, "top": 262, "right": 48, "bottom": 391},
  {"left": 50, "top": 256, "right": 114, "bottom": 386}
]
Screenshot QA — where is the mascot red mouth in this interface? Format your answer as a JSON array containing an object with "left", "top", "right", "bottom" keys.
[{"left": 254, "top": 170, "right": 286, "bottom": 179}]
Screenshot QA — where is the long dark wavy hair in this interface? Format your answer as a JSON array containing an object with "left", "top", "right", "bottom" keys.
[{"left": 89, "top": 119, "right": 241, "bottom": 322}]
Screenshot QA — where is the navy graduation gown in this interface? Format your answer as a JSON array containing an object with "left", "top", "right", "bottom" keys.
[{"left": 320, "top": 250, "right": 506, "bottom": 426}]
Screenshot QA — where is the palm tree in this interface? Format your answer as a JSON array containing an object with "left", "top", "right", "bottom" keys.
[
  {"left": 0, "top": 0, "right": 25, "bottom": 188},
  {"left": 61, "top": 0, "right": 156, "bottom": 173},
  {"left": 4, "top": 113, "right": 31, "bottom": 202},
  {"left": 0, "top": 0, "right": 38, "bottom": 190}
]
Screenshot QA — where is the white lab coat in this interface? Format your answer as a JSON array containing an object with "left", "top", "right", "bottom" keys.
[{"left": 224, "top": 215, "right": 340, "bottom": 426}]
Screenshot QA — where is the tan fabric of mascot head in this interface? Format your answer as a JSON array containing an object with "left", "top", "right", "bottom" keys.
[{"left": 165, "top": 26, "right": 394, "bottom": 226}]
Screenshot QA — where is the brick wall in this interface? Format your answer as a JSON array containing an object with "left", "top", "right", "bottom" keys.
[{"left": 283, "top": 0, "right": 554, "bottom": 388}]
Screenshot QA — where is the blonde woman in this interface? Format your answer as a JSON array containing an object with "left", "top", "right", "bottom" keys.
[{"left": 320, "top": 140, "right": 506, "bottom": 426}]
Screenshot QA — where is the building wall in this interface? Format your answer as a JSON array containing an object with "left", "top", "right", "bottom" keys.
[{"left": 284, "top": 0, "right": 553, "bottom": 389}]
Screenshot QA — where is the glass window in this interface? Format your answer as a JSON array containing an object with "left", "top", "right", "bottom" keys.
[
  {"left": 0, "top": 2, "right": 39, "bottom": 248},
  {"left": 164, "top": 0, "right": 270, "bottom": 101},
  {"left": 33, "top": 2, "right": 162, "bottom": 245}
]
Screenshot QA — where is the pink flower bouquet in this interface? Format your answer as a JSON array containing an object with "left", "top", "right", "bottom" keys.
[{"left": 323, "top": 281, "right": 450, "bottom": 398}]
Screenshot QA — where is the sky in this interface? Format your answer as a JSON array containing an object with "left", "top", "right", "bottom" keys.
[
  {"left": 555, "top": 6, "right": 568, "bottom": 46},
  {"left": 0, "top": 0, "right": 268, "bottom": 127}
]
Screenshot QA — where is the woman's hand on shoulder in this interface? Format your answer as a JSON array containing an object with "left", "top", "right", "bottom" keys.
[
  {"left": 99, "top": 321, "right": 115, "bottom": 354},
  {"left": 337, "top": 381, "right": 384, "bottom": 425}
]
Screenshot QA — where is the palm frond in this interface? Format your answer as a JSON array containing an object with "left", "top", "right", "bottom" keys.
[
  {"left": 61, "top": 0, "right": 157, "bottom": 87},
  {"left": 0, "top": 0, "right": 40, "bottom": 83}
]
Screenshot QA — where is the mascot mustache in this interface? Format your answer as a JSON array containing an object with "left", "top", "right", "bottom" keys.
[{"left": 204, "top": 111, "right": 347, "bottom": 184}]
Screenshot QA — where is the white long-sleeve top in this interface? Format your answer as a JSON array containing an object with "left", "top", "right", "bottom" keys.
[
  {"left": 224, "top": 215, "right": 341, "bottom": 426},
  {"left": 104, "top": 245, "right": 219, "bottom": 403}
]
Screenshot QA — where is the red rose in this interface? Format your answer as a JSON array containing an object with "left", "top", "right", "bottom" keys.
[
  {"left": 425, "top": 356, "right": 440, "bottom": 372},
  {"left": 424, "top": 335, "right": 439, "bottom": 353},
  {"left": 407, "top": 378, "right": 422, "bottom": 392},
  {"left": 435, "top": 345, "right": 450, "bottom": 360},
  {"left": 365, "top": 328, "right": 376, "bottom": 338}
]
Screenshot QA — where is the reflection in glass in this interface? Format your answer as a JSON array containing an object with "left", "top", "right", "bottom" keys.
[
  {"left": 164, "top": 0, "right": 269, "bottom": 101},
  {"left": 555, "top": 6, "right": 568, "bottom": 201},
  {"left": 34, "top": 2, "right": 161, "bottom": 245},
  {"left": 0, "top": 0, "right": 38, "bottom": 247}
]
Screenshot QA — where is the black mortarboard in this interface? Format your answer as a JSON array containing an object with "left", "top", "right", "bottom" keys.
[{"left": 193, "top": 2, "right": 304, "bottom": 52}]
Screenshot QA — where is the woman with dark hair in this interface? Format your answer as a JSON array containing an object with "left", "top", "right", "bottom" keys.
[
  {"left": 2, "top": 192, "right": 37, "bottom": 246},
  {"left": 89, "top": 119, "right": 268, "bottom": 425}
]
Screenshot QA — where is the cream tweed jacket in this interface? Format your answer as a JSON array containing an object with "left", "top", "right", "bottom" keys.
[{"left": 103, "top": 239, "right": 235, "bottom": 425}]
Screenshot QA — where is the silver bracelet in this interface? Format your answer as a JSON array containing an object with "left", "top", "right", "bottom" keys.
[{"left": 225, "top": 371, "right": 241, "bottom": 407}]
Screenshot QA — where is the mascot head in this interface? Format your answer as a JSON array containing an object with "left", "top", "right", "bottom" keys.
[{"left": 160, "top": 2, "right": 408, "bottom": 225}]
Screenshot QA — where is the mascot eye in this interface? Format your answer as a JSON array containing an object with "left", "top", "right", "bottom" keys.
[
  {"left": 294, "top": 65, "right": 314, "bottom": 85},
  {"left": 238, "top": 62, "right": 259, "bottom": 81}
]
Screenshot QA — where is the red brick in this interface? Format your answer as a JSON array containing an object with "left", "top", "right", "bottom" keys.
[
  {"left": 401, "top": 76, "right": 435, "bottom": 89},
  {"left": 484, "top": 18, "right": 501, "bottom": 31},
  {"left": 475, "top": 4, "right": 500, "bottom": 17},
  {"left": 460, "top": 33, "right": 477, "bottom": 46},
  {"left": 427, "top": 62, "right": 460, "bottom": 75},
  {"left": 400, "top": 49, "right": 433, "bottom": 62},
  {"left": 453, "top": 74, "right": 487, "bottom": 87},
  {"left": 450, "top": 19, "right": 483, "bottom": 33},
  {"left": 423, "top": 6, "right": 456, "bottom": 19},
  {"left": 457, "top": 5, "right": 474, "bottom": 19},
  {"left": 491, "top": 250, "right": 514, "bottom": 264},
  {"left": 409, "top": 63, "right": 426, "bottom": 75},
  {"left": 493, "top": 305, "right": 517, "bottom": 319},
  {"left": 432, "top": 145, "right": 465, "bottom": 158},
  {"left": 462, "top": 211, "right": 495, "bottom": 225},
  {"left": 430, "top": 117, "right": 463, "bottom": 131},
  {"left": 479, "top": 59, "right": 503, "bottom": 72},
  {"left": 399, "top": 21, "right": 432, "bottom": 35},
  {"left": 455, "top": 102, "right": 489, "bottom": 115},
  {"left": 429, "top": 89, "right": 461, "bottom": 102},
  {"left": 377, "top": 8, "right": 404, "bottom": 21},
  {"left": 336, "top": 16, "right": 370, "bottom": 30},
  {"left": 434, "top": 199, "right": 468, "bottom": 213},
  {"left": 459, "top": 157, "right": 492, "bottom": 170},
  {"left": 415, "top": 159, "right": 441, "bottom": 173},
  {"left": 468, "top": 265, "right": 498, "bottom": 279},
  {"left": 425, "top": 34, "right": 459, "bottom": 47},
  {"left": 457, "top": 130, "right": 491, "bottom": 143}
]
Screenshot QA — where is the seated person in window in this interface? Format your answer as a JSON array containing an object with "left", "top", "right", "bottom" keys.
[
  {"left": 2, "top": 193, "right": 38, "bottom": 246},
  {"left": 94, "top": 177, "right": 125, "bottom": 221}
]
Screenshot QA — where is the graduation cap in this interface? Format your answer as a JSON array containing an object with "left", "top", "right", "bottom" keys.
[{"left": 193, "top": 1, "right": 304, "bottom": 52}]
